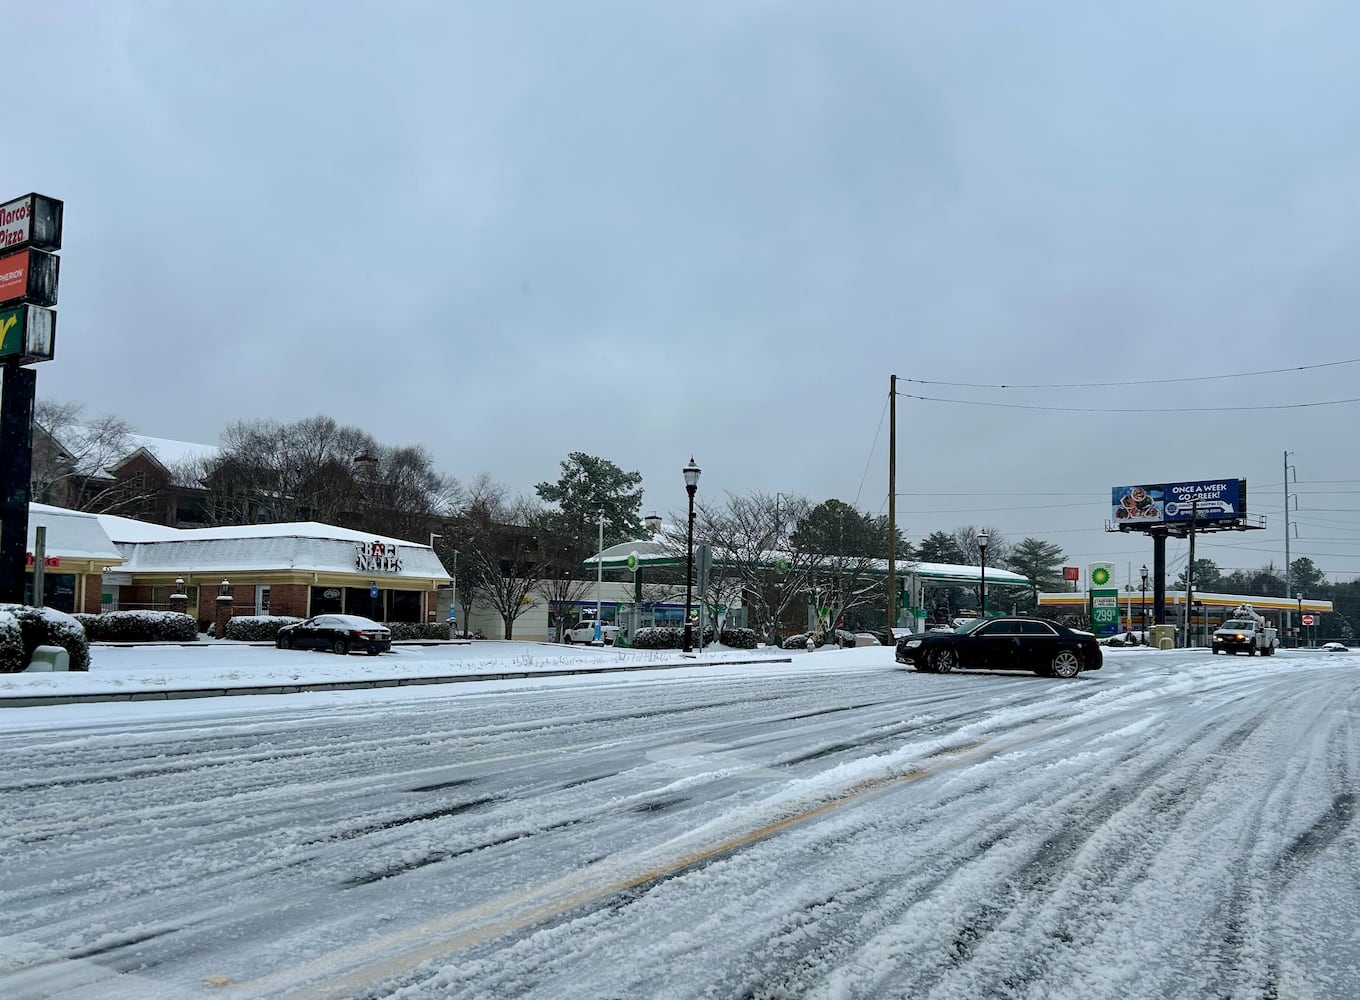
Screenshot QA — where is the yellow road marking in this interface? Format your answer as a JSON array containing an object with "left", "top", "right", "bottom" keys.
[{"left": 232, "top": 739, "right": 1010, "bottom": 999}]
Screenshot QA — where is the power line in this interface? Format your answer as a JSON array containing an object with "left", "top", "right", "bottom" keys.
[
  {"left": 853, "top": 396, "right": 888, "bottom": 509},
  {"left": 898, "top": 393, "right": 1360, "bottom": 413},
  {"left": 900, "top": 357, "right": 1360, "bottom": 390}
]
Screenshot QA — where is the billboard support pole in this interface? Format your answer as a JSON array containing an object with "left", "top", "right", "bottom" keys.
[
  {"left": 0, "top": 362, "right": 36, "bottom": 603},
  {"left": 1152, "top": 528, "right": 1167, "bottom": 625},
  {"left": 1185, "top": 500, "right": 1198, "bottom": 648}
]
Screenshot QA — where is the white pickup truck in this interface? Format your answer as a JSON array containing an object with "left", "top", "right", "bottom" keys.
[
  {"left": 1211, "top": 605, "right": 1278, "bottom": 656},
  {"left": 563, "top": 619, "right": 619, "bottom": 644}
]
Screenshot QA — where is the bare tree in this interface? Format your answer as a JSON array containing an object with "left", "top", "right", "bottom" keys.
[
  {"left": 452, "top": 491, "right": 548, "bottom": 640},
  {"left": 689, "top": 491, "right": 815, "bottom": 643},
  {"left": 28, "top": 399, "right": 189, "bottom": 518}
]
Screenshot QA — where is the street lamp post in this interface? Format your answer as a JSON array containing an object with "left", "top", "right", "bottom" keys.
[
  {"left": 976, "top": 528, "right": 989, "bottom": 618},
  {"left": 682, "top": 457, "right": 702, "bottom": 653},
  {"left": 595, "top": 512, "right": 605, "bottom": 641},
  {"left": 1297, "top": 592, "right": 1304, "bottom": 648},
  {"left": 1140, "top": 564, "right": 1148, "bottom": 645}
]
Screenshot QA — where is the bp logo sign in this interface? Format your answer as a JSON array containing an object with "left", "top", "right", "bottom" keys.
[
  {"left": 1091, "top": 566, "right": 1111, "bottom": 587},
  {"left": 625, "top": 552, "right": 639, "bottom": 572}
]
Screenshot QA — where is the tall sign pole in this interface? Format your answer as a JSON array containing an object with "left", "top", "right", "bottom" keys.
[
  {"left": 0, "top": 193, "right": 63, "bottom": 604},
  {"left": 886, "top": 374, "right": 896, "bottom": 629}
]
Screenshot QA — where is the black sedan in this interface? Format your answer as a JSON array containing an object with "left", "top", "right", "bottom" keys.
[
  {"left": 895, "top": 617, "right": 1101, "bottom": 678},
  {"left": 276, "top": 614, "right": 392, "bottom": 655}
]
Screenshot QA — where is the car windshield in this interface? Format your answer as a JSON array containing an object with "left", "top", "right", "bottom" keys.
[{"left": 1221, "top": 620, "right": 1255, "bottom": 630}]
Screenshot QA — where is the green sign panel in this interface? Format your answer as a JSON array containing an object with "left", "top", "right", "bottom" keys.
[
  {"left": 1090, "top": 588, "right": 1120, "bottom": 637},
  {"left": 0, "top": 303, "right": 55, "bottom": 364}
]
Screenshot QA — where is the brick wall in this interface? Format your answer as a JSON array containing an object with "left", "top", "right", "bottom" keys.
[
  {"left": 82, "top": 575, "right": 103, "bottom": 615},
  {"left": 269, "top": 584, "right": 309, "bottom": 618}
]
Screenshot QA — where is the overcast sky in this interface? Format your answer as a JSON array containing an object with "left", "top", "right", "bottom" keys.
[{"left": 12, "top": 1, "right": 1360, "bottom": 585}]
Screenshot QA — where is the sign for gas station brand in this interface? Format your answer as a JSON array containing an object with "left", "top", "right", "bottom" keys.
[
  {"left": 0, "top": 303, "right": 55, "bottom": 364},
  {"left": 0, "top": 193, "right": 63, "bottom": 253},
  {"left": 0, "top": 247, "right": 59, "bottom": 307}
]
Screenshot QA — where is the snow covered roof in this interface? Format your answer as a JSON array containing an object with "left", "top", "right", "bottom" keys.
[
  {"left": 95, "top": 511, "right": 184, "bottom": 543},
  {"left": 48, "top": 426, "right": 220, "bottom": 487},
  {"left": 582, "top": 538, "right": 1029, "bottom": 586},
  {"left": 113, "top": 535, "right": 450, "bottom": 580},
  {"left": 26, "top": 503, "right": 124, "bottom": 563},
  {"left": 122, "top": 433, "right": 220, "bottom": 471}
]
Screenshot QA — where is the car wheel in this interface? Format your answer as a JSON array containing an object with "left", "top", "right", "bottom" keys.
[
  {"left": 333, "top": 639, "right": 349, "bottom": 655},
  {"left": 276, "top": 635, "right": 287, "bottom": 649},
  {"left": 913, "top": 659, "right": 935, "bottom": 673},
  {"left": 1051, "top": 650, "right": 1082, "bottom": 678},
  {"left": 1249, "top": 647, "right": 1257, "bottom": 656},
  {"left": 564, "top": 635, "right": 573, "bottom": 644},
  {"left": 367, "top": 648, "right": 380, "bottom": 656},
  {"left": 928, "top": 648, "right": 957, "bottom": 673}
]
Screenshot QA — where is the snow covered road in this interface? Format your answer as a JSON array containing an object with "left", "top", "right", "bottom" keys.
[{"left": 2, "top": 647, "right": 1357, "bottom": 999}]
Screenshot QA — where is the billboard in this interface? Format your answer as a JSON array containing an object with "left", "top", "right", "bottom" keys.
[
  {"left": 0, "top": 248, "right": 60, "bottom": 307},
  {"left": 0, "top": 193, "right": 63, "bottom": 253},
  {"left": 1111, "top": 479, "right": 1244, "bottom": 524}
]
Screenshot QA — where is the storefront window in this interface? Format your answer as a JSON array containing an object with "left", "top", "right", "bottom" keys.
[
  {"left": 389, "top": 590, "right": 421, "bottom": 623},
  {"left": 344, "top": 587, "right": 383, "bottom": 621},
  {"left": 310, "top": 587, "right": 343, "bottom": 615},
  {"left": 24, "top": 573, "right": 77, "bottom": 613}
]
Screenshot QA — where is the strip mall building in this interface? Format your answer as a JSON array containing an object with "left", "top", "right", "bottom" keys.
[{"left": 22, "top": 503, "right": 451, "bottom": 625}]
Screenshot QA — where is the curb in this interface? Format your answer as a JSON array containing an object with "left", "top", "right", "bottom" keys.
[{"left": 0, "top": 657, "right": 796, "bottom": 709}]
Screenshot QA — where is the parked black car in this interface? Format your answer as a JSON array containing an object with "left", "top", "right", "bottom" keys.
[
  {"left": 276, "top": 614, "right": 392, "bottom": 655},
  {"left": 895, "top": 617, "right": 1101, "bottom": 678}
]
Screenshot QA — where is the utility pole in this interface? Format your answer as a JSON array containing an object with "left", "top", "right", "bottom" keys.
[
  {"left": 1283, "top": 450, "right": 1294, "bottom": 646},
  {"left": 887, "top": 374, "right": 897, "bottom": 630}
]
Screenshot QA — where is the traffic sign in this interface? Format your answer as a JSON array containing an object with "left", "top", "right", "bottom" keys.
[{"left": 1302, "top": 614, "right": 1315, "bottom": 626}]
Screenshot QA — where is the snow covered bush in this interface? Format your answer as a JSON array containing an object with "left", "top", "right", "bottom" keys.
[
  {"left": 0, "top": 610, "right": 22, "bottom": 673},
  {"left": 386, "top": 623, "right": 452, "bottom": 640},
  {"left": 631, "top": 627, "right": 680, "bottom": 649},
  {"left": 224, "top": 616, "right": 304, "bottom": 642},
  {"left": 781, "top": 629, "right": 858, "bottom": 651},
  {"left": 0, "top": 604, "right": 91, "bottom": 672},
  {"left": 718, "top": 627, "right": 758, "bottom": 649},
  {"left": 74, "top": 611, "right": 199, "bottom": 643},
  {"left": 631, "top": 626, "right": 715, "bottom": 649}
]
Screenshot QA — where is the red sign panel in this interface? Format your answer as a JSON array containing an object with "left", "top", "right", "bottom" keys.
[
  {"left": 1062, "top": 566, "right": 1080, "bottom": 582},
  {"left": 1302, "top": 614, "right": 1315, "bottom": 626},
  {"left": 0, "top": 247, "right": 59, "bottom": 307},
  {"left": 24, "top": 553, "right": 60, "bottom": 567}
]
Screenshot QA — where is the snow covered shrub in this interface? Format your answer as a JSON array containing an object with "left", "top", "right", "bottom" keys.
[
  {"left": 75, "top": 611, "right": 199, "bottom": 642},
  {"left": 0, "top": 604, "right": 91, "bottom": 672},
  {"left": 782, "top": 630, "right": 855, "bottom": 650},
  {"left": 224, "top": 616, "right": 304, "bottom": 641},
  {"left": 718, "top": 627, "right": 758, "bottom": 649},
  {"left": 631, "top": 627, "right": 681, "bottom": 649},
  {"left": 386, "top": 623, "right": 451, "bottom": 640},
  {"left": 0, "top": 610, "right": 23, "bottom": 673},
  {"left": 632, "top": 626, "right": 716, "bottom": 649}
]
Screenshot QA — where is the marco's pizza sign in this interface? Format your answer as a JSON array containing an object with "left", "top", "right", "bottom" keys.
[{"left": 355, "top": 540, "right": 402, "bottom": 574}]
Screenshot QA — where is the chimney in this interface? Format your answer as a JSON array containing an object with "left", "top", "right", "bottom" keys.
[{"left": 352, "top": 451, "right": 378, "bottom": 480}]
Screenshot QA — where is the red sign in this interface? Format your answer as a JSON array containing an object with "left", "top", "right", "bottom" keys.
[
  {"left": 1302, "top": 614, "right": 1315, "bottom": 626},
  {"left": 24, "top": 553, "right": 60, "bottom": 567},
  {"left": 0, "top": 247, "right": 59, "bottom": 307},
  {"left": 1062, "top": 566, "right": 1080, "bottom": 581}
]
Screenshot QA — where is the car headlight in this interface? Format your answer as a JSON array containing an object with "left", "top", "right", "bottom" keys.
[{"left": 904, "top": 639, "right": 922, "bottom": 649}]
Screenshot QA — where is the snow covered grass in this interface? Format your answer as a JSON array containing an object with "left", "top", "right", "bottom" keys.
[{"left": 0, "top": 638, "right": 798, "bottom": 699}]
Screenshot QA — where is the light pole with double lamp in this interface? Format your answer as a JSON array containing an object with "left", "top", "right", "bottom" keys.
[
  {"left": 1140, "top": 564, "right": 1149, "bottom": 644},
  {"left": 682, "top": 457, "right": 702, "bottom": 653},
  {"left": 976, "top": 528, "right": 989, "bottom": 618}
]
